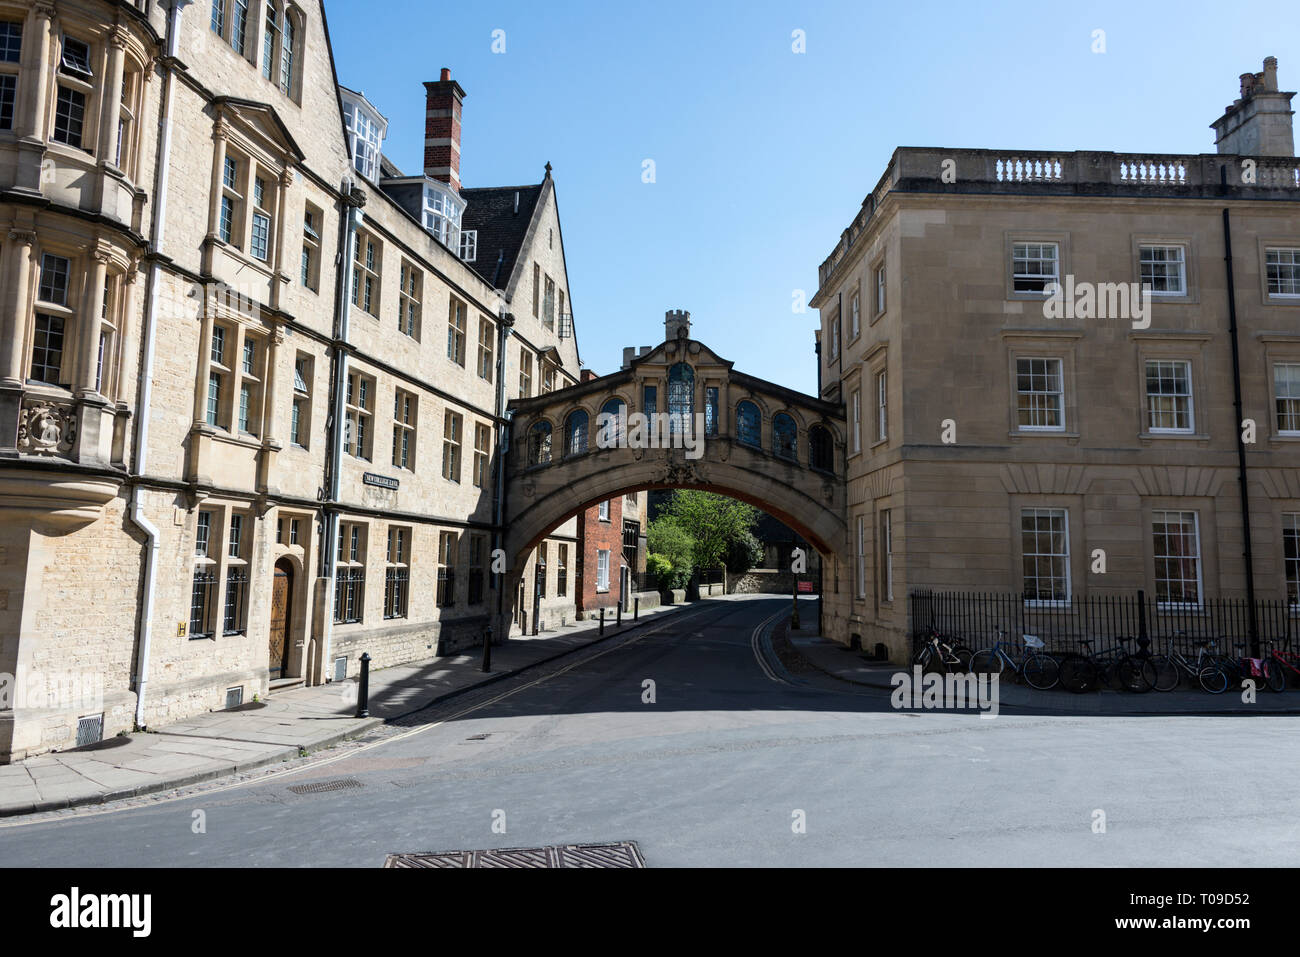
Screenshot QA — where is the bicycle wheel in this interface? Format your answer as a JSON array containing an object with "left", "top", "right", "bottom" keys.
[
  {"left": 1263, "top": 658, "right": 1288, "bottom": 693},
  {"left": 949, "top": 646, "right": 973, "bottom": 672},
  {"left": 1149, "top": 655, "right": 1179, "bottom": 692},
  {"left": 1021, "top": 652, "right": 1060, "bottom": 690},
  {"left": 1117, "top": 656, "right": 1156, "bottom": 693},
  {"left": 1058, "top": 655, "right": 1097, "bottom": 693},
  {"left": 969, "top": 649, "right": 1004, "bottom": 677},
  {"left": 1197, "top": 664, "right": 1229, "bottom": 694}
]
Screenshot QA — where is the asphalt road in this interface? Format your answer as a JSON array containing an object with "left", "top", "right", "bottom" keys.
[{"left": 2, "top": 595, "right": 1297, "bottom": 867}]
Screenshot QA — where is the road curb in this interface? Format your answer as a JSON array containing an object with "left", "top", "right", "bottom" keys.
[{"left": 0, "top": 602, "right": 708, "bottom": 820}]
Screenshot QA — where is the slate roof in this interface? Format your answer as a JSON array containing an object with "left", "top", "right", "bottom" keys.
[{"left": 459, "top": 182, "right": 544, "bottom": 289}]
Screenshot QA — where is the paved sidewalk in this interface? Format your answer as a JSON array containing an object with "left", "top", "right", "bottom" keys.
[
  {"left": 0, "top": 601, "right": 690, "bottom": 817},
  {"left": 783, "top": 628, "right": 1300, "bottom": 715}
]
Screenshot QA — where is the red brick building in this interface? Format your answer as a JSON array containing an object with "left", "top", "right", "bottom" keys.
[{"left": 576, "top": 496, "right": 628, "bottom": 618}]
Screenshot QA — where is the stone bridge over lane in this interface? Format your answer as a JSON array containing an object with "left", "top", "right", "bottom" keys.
[{"left": 498, "top": 314, "right": 851, "bottom": 643}]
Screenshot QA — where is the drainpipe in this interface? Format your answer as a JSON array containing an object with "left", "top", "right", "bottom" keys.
[
  {"left": 319, "top": 188, "right": 364, "bottom": 679},
  {"left": 1222, "top": 206, "right": 1260, "bottom": 655},
  {"left": 130, "top": 0, "right": 191, "bottom": 730},
  {"left": 492, "top": 312, "right": 515, "bottom": 637}
]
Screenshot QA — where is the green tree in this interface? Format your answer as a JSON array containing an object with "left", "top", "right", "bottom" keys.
[
  {"left": 647, "top": 518, "right": 695, "bottom": 590},
  {"left": 724, "top": 528, "right": 765, "bottom": 574},
  {"left": 661, "top": 491, "right": 759, "bottom": 571}
]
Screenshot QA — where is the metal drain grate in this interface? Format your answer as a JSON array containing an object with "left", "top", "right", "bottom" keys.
[
  {"left": 385, "top": 842, "right": 646, "bottom": 868},
  {"left": 287, "top": 777, "right": 365, "bottom": 795}
]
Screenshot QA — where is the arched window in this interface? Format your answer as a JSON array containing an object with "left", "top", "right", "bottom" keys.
[
  {"left": 809, "top": 425, "right": 833, "bottom": 472},
  {"left": 527, "top": 420, "right": 552, "bottom": 465},
  {"left": 565, "top": 409, "right": 589, "bottom": 456},
  {"left": 667, "top": 362, "right": 694, "bottom": 434},
  {"left": 773, "top": 413, "right": 798, "bottom": 462},
  {"left": 736, "top": 401, "right": 761, "bottom": 448},
  {"left": 597, "top": 398, "right": 626, "bottom": 447}
]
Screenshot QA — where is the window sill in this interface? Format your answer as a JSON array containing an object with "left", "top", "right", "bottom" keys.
[
  {"left": 1138, "top": 431, "right": 1209, "bottom": 445},
  {"left": 1009, "top": 430, "right": 1079, "bottom": 445}
]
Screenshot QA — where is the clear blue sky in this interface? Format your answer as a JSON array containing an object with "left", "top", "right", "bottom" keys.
[{"left": 326, "top": 0, "right": 1299, "bottom": 395}]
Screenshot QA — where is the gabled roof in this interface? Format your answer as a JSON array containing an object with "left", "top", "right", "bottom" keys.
[{"left": 459, "top": 182, "right": 543, "bottom": 288}]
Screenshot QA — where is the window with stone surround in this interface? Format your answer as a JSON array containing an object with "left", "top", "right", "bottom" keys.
[
  {"left": 211, "top": 0, "right": 252, "bottom": 58},
  {"left": 1265, "top": 248, "right": 1300, "bottom": 298},
  {"left": 537, "top": 543, "right": 547, "bottom": 599},
  {"left": 290, "top": 353, "right": 311, "bottom": 448},
  {"left": 557, "top": 544, "right": 568, "bottom": 599},
  {"left": 1021, "top": 507, "right": 1070, "bottom": 603},
  {"left": 191, "top": 510, "right": 217, "bottom": 638},
  {"left": 1139, "top": 244, "right": 1187, "bottom": 296},
  {"left": 879, "top": 509, "right": 893, "bottom": 603},
  {"left": 344, "top": 370, "right": 374, "bottom": 459},
  {"left": 392, "top": 388, "right": 417, "bottom": 471},
  {"left": 30, "top": 254, "right": 72, "bottom": 387},
  {"left": 543, "top": 275, "right": 556, "bottom": 330},
  {"left": 334, "top": 522, "right": 366, "bottom": 624},
  {"left": 532, "top": 262, "right": 540, "bottom": 317},
  {"left": 53, "top": 35, "right": 92, "bottom": 150},
  {"left": 262, "top": 1, "right": 300, "bottom": 100},
  {"left": 1152, "top": 510, "right": 1202, "bottom": 608},
  {"left": 1144, "top": 359, "right": 1194, "bottom": 433},
  {"left": 447, "top": 295, "right": 466, "bottom": 365},
  {"left": 442, "top": 409, "right": 462, "bottom": 482},
  {"left": 1284, "top": 513, "right": 1300, "bottom": 606},
  {"left": 1011, "top": 242, "right": 1059, "bottom": 294},
  {"left": 519, "top": 348, "right": 533, "bottom": 398},
  {"left": 468, "top": 534, "right": 486, "bottom": 605},
  {"left": 301, "top": 203, "right": 321, "bottom": 290},
  {"left": 436, "top": 531, "right": 457, "bottom": 607},
  {"left": 1015, "top": 357, "right": 1064, "bottom": 430},
  {"left": 399, "top": 261, "right": 421, "bottom": 339},
  {"left": 351, "top": 231, "right": 380, "bottom": 316},
  {"left": 236, "top": 333, "right": 265, "bottom": 436},
  {"left": 477, "top": 316, "right": 495, "bottom": 382},
  {"left": 1274, "top": 363, "right": 1300, "bottom": 435},
  {"left": 223, "top": 509, "right": 250, "bottom": 635},
  {"left": 0, "top": 20, "right": 19, "bottom": 131},
  {"left": 473, "top": 422, "right": 491, "bottom": 488},
  {"left": 384, "top": 526, "right": 410, "bottom": 620}
]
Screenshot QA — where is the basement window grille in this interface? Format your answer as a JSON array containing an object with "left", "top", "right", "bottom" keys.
[
  {"left": 76, "top": 713, "right": 104, "bottom": 748},
  {"left": 225, "top": 686, "right": 244, "bottom": 709},
  {"left": 333, "top": 656, "right": 347, "bottom": 682}
]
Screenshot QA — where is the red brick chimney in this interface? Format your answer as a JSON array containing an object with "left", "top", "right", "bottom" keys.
[{"left": 423, "top": 68, "right": 466, "bottom": 191}]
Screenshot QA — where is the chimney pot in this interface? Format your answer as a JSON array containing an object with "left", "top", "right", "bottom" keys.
[
  {"left": 1213, "top": 57, "right": 1295, "bottom": 158},
  {"left": 440, "top": 67, "right": 451, "bottom": 81}
]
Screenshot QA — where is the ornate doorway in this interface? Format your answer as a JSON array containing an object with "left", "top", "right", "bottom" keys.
[{"left": 269, "top": 559, "right": 293, "bottom": 679}]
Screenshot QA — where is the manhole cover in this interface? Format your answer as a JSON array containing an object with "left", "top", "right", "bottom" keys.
[
  {"left": 287, "top": 777, "right": 365, "bottom": 795},
  {"left": 385, "top": 842, "right": 646, "bottom": 868}
]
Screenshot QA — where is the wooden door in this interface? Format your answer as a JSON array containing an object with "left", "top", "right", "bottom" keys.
[{"left": 269, "top": 560, "right": 292, "bottom": 679}]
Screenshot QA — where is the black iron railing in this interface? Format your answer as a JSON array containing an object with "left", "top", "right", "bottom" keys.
[{"left": 909, "top": 589, "right": 1298, "bottom": 658}]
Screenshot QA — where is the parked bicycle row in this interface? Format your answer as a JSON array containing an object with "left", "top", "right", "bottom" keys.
[{"left": 910, "top": 627, "right": 1300, "bottom": 694}]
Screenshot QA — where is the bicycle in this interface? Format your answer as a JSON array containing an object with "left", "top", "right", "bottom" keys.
[
  {"left": 1149, "top": 634, "right": 1229, "bottom": 694},
  {"left": 969, "top": 627, "right": 1060, "bottom": 690},
  {"left": 1261, "top": 638, "right": 1300, "bottom": 692},
  {"left": 1057, "top": 637, "right": 1157, "bottom": 694},
  {"left": 911, "top": 627, "right": 973, "bottom": 675}
]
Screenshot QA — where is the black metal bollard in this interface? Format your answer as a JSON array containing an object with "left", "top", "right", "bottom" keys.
[
  {"left": 634, "top": 597, "right": 640, "bottom": 620},
  {"left": 481, "top": 625, "right": 492, "bottom": 673},
  {"left": 599, "top": 607, "right": 605, "bottom": 635},
  {"left": 791, "top": 581, "right": 801, "bottom": 630},
  {"left": 355, "top": 652, "right": 371, "bottom": 718},
  {"left": 617, "top": 598, "right": 623, "bottom": 629}
]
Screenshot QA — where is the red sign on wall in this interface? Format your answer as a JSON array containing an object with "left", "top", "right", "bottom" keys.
[{"left": 797, "top": 581, "right": 814, "bottom": 593}]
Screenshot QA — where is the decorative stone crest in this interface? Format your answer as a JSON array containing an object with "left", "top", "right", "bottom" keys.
[{"left": 18, "top": 400, "right": 77, "bottom": 456}]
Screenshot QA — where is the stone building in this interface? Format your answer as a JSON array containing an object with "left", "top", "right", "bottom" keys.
[
  {"left": 0, "top": 0, "right": 579, "bottom": 760},
  {"left": 811, "top": 57, "right": 1300, "bottom": 658}
]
